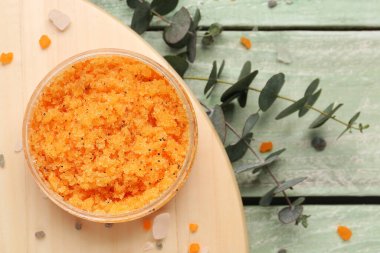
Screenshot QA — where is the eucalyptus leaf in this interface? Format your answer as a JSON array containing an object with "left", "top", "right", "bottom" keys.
[
  {"left": 299, "top": 89, "right": 322, "bottom": 117},
  {"left": 208, "top": 23, "right": 222, "bottom": 37},
  {"left": 259, "top": 186, "right": 277, "bottom": 206},
  {"left": 205, "top": 60, "right": 225, "bottom": 98},
  {"left": 274, "top": 177, "right": 307, "bottom": 194},
  {"left": 201, "top": 32, "right": 214, "bottom": 46},
  {"left": 217, "top": 60, "right": 225, "bottom": 78},
  {"left": 204, "top": 61, "right": 218, "bottom": 95},
  {"left": 209, "top": 105, "right": 226, "bottom": 142},
  {"left": 349, "top": 111, "right": 361, "bottom": 125},
  {"left": 278, "top": 205, "right": 303, "bottom": 224},
  {"left": 163, "top": 7, "right": 191, "bottom": 47},
  {"left": 220, "top": 70, "right": 259, "bottom": 107},
  {"left": 304, "top": 79, "right": 319, "bottom": 96},
  {"left": 292, "top": 197, "right": 305, "bottom": 206},
  {"left": 234, "top": 156, "right": 278, "bottom": 174},
  {"left": 187, "top": 33, "right": 197, "bottom": 63},
  {"left": 225, "top": 133, "right": 253, "bottom": 162},
  {"left": 296, "top": 214, "right": 311, "bottom": 228},
  {"left": 151, "top": 0, "right": 178, "bottom": 15},
  {"left": 259, "top": 73, "right": 285, "bottom": 111},
  {"left": 126, "top": 0, "right": 141, "bottom": 9},
  {"left": 192, "top": 8, "right": 201, "bottom": 27},
  {"left": 164, "top": 55, "right": 189, "bottom": 77},
  {"left": 265, "top": 148, "right": 286, "bottom": 161},
  {"left": 238, "top": 61, "right": 251, "bottom": 80},
  {"left": 337, "top": 111, "right": 361, "bottom": 139},
  {"left": 275, "top": 97, "right": 307, "bottom": 120},
  {"left": 309, "top": 103, "right": 343, "bottom": 129},
  {"left": 242, "top": 113, "right": 259, "bottom": 136},
  {"left": 131, "top": 1, "right": 153, "bottom": 34}
]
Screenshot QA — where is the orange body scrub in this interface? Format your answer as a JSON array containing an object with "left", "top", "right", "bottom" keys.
[{"left": 28, "top": 56, "right": 190, "bottom": 214}]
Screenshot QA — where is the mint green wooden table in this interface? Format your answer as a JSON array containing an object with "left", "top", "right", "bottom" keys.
[{"left": 91, "top": 1, "right": 380, "bottom": 252}]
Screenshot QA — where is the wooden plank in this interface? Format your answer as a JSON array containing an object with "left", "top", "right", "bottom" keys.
[
  {"left": 90, "top": 0, "right": 380, "bottom": 28},
  {"left": 245, "top": 205, "right": 380, "bottom": 252},
  {"left": 0, "top": 0, "right": 248, "bottom": 252},
  {"left": 139, "top": 31, "right": 380, "bottom": 197}
]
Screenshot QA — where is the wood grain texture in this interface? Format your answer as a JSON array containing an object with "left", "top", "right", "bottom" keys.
[
  {"left": 246, "top": 205, "right": 380, "bottom": 253},
  {"left": 139, "top": 31, "right": 380, "bottom": 197},
  {"left": 90, "top": 0, "right": 380, "bottom": 28},
  {"left": 0, "top": 0, "right": 248, "bottom": 252}
]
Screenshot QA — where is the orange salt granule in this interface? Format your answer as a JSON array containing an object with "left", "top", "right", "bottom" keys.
[
  {"left": 39, "top": 35, "right": 51, "bottom": 49},
  {"left": 28, "top": 56, "right": 190, "bottom": 214},
  {"left": 337, "top": 225, "right": 352, "bottom": 241},
  {"left": 240, "top": 36, "right": 252, "bottom": 49},
  {"left": 1, "top": 52, "right": 13, "bottom": 65},
  {"left": 189, "top": 243, "right": 200, "bottom": 253},
  {"left": 189, "top": 223, "right": 198, "bottom": 233},
  {"left": 143, "top": 219, "right": 152, "bottom": 231},
  {"left": 260, "top": 141, "right": 273, "bottom": 153}
]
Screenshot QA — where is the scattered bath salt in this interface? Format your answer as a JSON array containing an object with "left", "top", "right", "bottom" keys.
[
  {"left": 14, "top": 139, "right": 23, "bottom": 153},
  {"left": 156, "top": 240, "right": 163, "bottom": 250},
  {"left": 143, "top": 241, "right": 155, "bottom": 251},
  {"left": 268, "top": 0, "right": 277, "bottom": 8},
  {"left": 278, "top": 249, "right": 287, "bottom": 253},
  {"left": 35, "top": 231, "right": 45, "bottom": 239},
  {"left": 311, "top": 136, "right": 326, "bottom": 151},
  {"left": 105, "top": 223, "right": 113, "bottom": 228},
  {"left": 152, "top": 213, "right": 170, "bottom": 240},
  {"left": 39, "top": 35, "right": 51, "bottom": 49},
  {"left": 277, "top": 46, "right": 292, "bottom": 64},
  {"left": 75, "top": 221, "right": 82, "bottom": 230},
  {"left": 189, "top": 243, "right": 200, "bottom": 253},
  {"left": 285, "top": 0, "right": 293, "bottom": 5},
  {"left": 260, "top": 141, "right": 273, "bottom": 153},
  {"left": 240, "top": 36, "right": 252, "bottom": 49},
  {"left": 189, "top": 223, "right": 198, "bottom": 233},
  {"left": 143, "top": 219, "right": 152, "bottom": 231},
  {"left": 200, "top": 246, "right": 209, "bottom": 253},
  {"left": 337, "top": 225, "right": 352, "bottom": 241},
  {"left": 0, "top": 154, "right": 4, "bottom": 168},
  {"left": 48, "top": 9, "right": 71, "bottom": 31},
  {"left": 0, "top": 52, "right": 14, "bottom": 65}
]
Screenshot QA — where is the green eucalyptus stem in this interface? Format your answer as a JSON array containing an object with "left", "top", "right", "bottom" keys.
[
  {"left": 184, "top": 76, "right": 361, "bottom": 131},
  {"left": 151, "top": 10, "right": 173, "bottom": 24},
  {"left": 199, "top": 100, "right": 293, "bottom": 208}
]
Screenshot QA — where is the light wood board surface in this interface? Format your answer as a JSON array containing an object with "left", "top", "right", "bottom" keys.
[{"left": 0, "top": 0, "right": 248, "bottom": 252}]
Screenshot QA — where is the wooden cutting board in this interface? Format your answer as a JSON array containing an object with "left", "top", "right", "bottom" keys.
[{"left": 0, "top": 0, "right": 248, "bottom": 252}]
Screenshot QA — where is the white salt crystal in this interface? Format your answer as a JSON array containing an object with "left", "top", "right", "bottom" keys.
[
  {"left": 49, "top": 9, "right": 71, "bottom": 31},
  {"left": 143, "top": 241, "right": 155, "bottom": 251},
  {"left": 152, "top": 213, "right": 170, "bottom": 240}
]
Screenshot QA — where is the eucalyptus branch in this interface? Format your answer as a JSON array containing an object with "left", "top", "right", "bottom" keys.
[
  {"left": 199, "top": 100, "right": 293, "bottom": 208},
  {"left": 185, "top": 76, "right": 363, "bottom": 131}
]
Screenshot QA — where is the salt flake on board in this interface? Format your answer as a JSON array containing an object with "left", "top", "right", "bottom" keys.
[
  {"left": 14, "top": 139, "right": 23, "bottom": 153},
  {"left": 143, "top": 241, "right": 155, "bottom": 251},
  {"left": 49, "top": 9, "right": 71, "bottom": 31},
  {"left": 152, "top": 213, "right": 170, "bottom": 240},
  {"left": 200, "top": 246, "right": 209, "bottom": 253}
]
